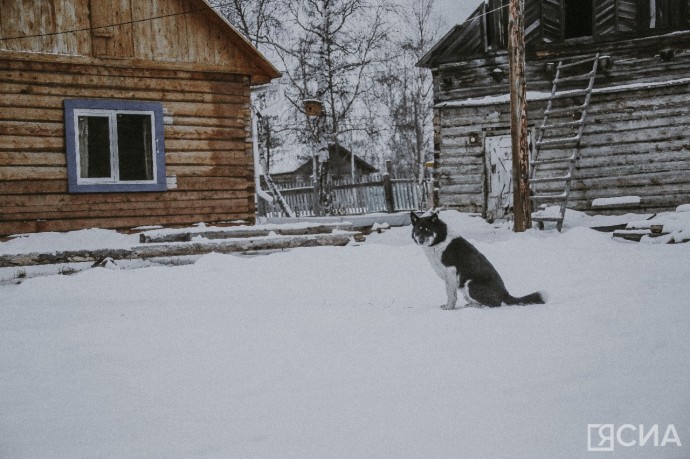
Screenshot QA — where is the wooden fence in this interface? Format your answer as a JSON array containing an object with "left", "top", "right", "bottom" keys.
[{"left": 258, "top": 174, "right": 431, "bottom": 217}]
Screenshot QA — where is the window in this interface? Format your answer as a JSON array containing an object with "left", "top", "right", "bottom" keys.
[
  {"left": 64, "top": 99, "right": 167, "bottom": 193},
  {"left": 564, "top": 0, "right": 593, "bottom": 38}
]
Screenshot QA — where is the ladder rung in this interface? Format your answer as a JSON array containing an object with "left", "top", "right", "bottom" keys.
[
  {"left": 553, "top": 71, "right": 595, "bottom": 84},
  {"left": 530, "top": 155, "right": 576, "bottom": 165},
  {"left": 549, "top": 88, "right": 591, "bottom": 99},
  {"left": 530, "top": 174, "right": 571, "bottom": 184},
  {"left": 544, "top": 104, "right": 586, "bottom": 116},
  {"left": 536, "top": 136, "right": 580, "bottom": 148},
  {"left": 558, "top": 55, "right": 600, "bottom": 69},
  {"left": 538, "top": 119, "right": 583, "bottom": 130},
  {"left": 531, "top": 193, "right": 567, "bottom": 201}
]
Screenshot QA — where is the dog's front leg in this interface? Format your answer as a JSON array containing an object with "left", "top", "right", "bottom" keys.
[{"left": 442, "top": 271, "right": 460, "bottom": 310}]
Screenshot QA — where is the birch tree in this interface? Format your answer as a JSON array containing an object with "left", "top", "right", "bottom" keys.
[
  {"left": 378, "top": 0, "right": 443, "bottom": 181},
  {"left": 263, "top": 0, "right": 390, "bottom": 212}
]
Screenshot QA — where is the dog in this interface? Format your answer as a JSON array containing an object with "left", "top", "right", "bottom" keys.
[{"left": 411, "top": 211, "right": 545, "bottom": 310}]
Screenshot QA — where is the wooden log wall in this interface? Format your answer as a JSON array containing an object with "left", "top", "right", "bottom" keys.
[
  {"left": 0, "top": 52, "right": 256, "bottom": 235},
  {"left": 436, "top": 80, "right": 690, "bottom": 214},
  {"left": 433, "top": 31, "right": 690, "bottom": 101},
  {"left": 431, "top": 30, "right": 690, "bottom": 215}
]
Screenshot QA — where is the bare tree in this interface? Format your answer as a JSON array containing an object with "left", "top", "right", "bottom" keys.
[
  {"left": 209, "top": 0, "right": 284, "bottom": 49},
  {"left": 266, "top": 0, "right": 390, "bottom": 212},
  {"left": 377, "top": 0, "right": 443, "bottom": 182}
]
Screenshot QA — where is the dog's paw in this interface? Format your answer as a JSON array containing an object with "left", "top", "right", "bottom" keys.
[{"left": 440, "top": 304, "right": 456, "bottom": 310}]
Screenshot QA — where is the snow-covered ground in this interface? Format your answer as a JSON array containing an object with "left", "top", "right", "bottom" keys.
[{"left": 1, "top": 211, "right": 689, "bottom": 458}]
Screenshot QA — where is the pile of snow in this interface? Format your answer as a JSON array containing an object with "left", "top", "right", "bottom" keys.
[
  {"left": 0, "top": 221, "right": 357, "bottom": 257},
  {"left": 2, "top": 211, "right": 689, "bottom": 457},
  {"left": 0, "top": 228, "right": 138, "bottom": 255},
  {"left": 624, "top": 205, "right": 690, "bottom": 243},
  {"left": 533, "top": 205, "right": 652, "bottom": 229}
]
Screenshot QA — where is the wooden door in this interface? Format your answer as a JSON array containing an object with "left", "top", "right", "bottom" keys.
[{"left": 485, "top": 135, "right": 513, "bottom": 221}]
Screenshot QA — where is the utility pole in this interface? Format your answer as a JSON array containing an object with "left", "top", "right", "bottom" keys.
[{"left": 508, "top": 0, "right": 531, "bottom": 231}]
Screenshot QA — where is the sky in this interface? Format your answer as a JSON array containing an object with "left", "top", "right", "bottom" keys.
[{"left": 435, "top": 0, "right": 476, "bottom": 26}]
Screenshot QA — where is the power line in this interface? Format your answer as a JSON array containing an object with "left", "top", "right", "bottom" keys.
[
  {"left": 0, "top": 1, "right": 508, "bottom": 44},
  {"left": 0, "top": 1, "right": 227, "bottom": 42}
]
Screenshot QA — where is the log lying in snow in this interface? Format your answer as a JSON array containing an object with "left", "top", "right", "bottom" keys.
[
  {"left": 0, "top": 232, "right": 362, "bottom": 268},
  {"left": 139, "top": 223, "right": 355, "bottom": 243},
  {"left": 611, "top": 229, "right": 669, "bottom": 242},
  {"left": 136, "top": 232, "right": 360, "bottom": 258}
]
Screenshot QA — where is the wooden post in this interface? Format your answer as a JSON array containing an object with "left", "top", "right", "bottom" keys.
[
  {"left": 382, "top": 160, "right": 395, "bottom": 213},
  {"left": 508, "top": 0, "right": 531, "bottom": 231}
]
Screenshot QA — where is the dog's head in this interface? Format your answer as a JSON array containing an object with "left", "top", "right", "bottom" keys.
[{"left": 410, "top": 211, "right": 447, "bottom": 247}]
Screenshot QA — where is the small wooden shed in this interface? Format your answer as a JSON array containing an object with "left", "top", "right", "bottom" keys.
[
  {"left": 268, "top": 144, "right": 379, "bottom": 185},
  {"left": 0, "top": 0, "right": 280, "bottom": 235},
  {"left": 418, "top": 0, "right": 690, "bottom": 221}
]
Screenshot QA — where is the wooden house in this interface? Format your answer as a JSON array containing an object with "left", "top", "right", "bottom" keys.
[
  {"left": 267, "top": 144, "right": 379, "bottom": 185},
  {"left": 0, "top": 0, "right": 280, "bottom": 236},
  {"left": 418, "top": 0, "right": 690, "bottom": 224}
]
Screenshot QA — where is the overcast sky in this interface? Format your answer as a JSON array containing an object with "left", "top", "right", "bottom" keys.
[{"left": 435, "top": 0, "right": 476, "bottom": 26}]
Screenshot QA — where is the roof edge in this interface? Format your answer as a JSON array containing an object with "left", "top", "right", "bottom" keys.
[{"left": 200, "top": 0, "right": 281, "bottom": 83}]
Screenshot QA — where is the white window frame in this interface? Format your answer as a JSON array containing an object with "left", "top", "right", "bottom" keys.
[
  {"left": 64, "top": 99, "right": 167, "bottom": 194},
  {"left": 73, "top": 109, "right": 158, "bottom": 186}
]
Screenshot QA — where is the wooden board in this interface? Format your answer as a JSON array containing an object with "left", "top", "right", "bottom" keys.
[{"left": 0, "top": 0, "right": 279, "bottom": 83}]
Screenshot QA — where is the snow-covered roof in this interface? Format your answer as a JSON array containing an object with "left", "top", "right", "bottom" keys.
[
  {"left": 267, "top": 143, "right": 377, "bottom": 176},
  {"left": 267, "top": 144, "right": 313, "bottom": 175}
]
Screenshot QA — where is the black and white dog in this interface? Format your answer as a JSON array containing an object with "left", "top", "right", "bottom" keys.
[{"left": 411, "top": 211, "right": 545, "bottom": 310}]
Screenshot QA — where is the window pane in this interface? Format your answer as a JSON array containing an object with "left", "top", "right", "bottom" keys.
[
  {"left": 117, "top": 114, "right": 154, "bottom": 181},
  {"left": 78, "top": 116, "right": 111, "bottom": 178}
]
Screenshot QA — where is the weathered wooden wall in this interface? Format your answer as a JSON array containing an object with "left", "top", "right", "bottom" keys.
[
  {"left": 0, "top": 52, "right": 256, "bottom": 234},
  {"left": 433, "top": 31, "right": 690, "bottom": 101},
  {"left": 423, "top": 0, "right": 690, "bottom": 216},
  {"left": 0, "top": 0, "right": 273, "bottom": 82},
  {"left": 436, "top": 79, "right": 690, "bottom": 214}
]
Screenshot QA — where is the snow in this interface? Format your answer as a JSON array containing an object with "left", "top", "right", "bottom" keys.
[
  {"left": 1, "top": 211, "right": 690, "bottom": 458},
  {"left": 0, "top": 228, "right": 138, "bottom": 256},
  {"left": 592, "top": 195, "right": 641, "bottom": 208},
  {"left": 0, "top": 222, "right": 355, "bottom": 256},
  {"left": 626, "top": 208, "right": 690, "bottom": 243}
]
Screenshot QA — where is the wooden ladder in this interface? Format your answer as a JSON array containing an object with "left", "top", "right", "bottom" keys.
[{"left": 530, "top": 53, "right": 601, "bottom": 231}]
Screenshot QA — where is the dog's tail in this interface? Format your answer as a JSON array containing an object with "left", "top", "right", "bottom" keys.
[{"left": 507, "top": 291, "right": 546, "bottom": 305}]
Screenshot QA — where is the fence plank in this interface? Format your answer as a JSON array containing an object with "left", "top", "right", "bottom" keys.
[{"left": 256, "top": 176, "right": 431, "bottom": 217}]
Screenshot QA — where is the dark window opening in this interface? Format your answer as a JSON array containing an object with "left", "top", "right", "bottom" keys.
[
  {"left": 117, "top": 114, "right": 154, "bottom": 181},
  {"left": 564, "top": 0, "right": 593, "bottom": 38},
  {"left": 78, "top": 116, "right": 111, "bottom": 179}
]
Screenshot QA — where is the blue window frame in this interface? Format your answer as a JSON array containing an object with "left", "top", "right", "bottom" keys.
[{"left": 64, "top": 99, "right": 167, "bottom": 193}]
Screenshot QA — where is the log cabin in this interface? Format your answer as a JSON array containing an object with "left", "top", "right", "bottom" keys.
[
  {"left": 418, "top": 0, "right": 690, "bottom": 226},
  {"left": 0, "top": 0, "right": 280, "bottom": 236}
]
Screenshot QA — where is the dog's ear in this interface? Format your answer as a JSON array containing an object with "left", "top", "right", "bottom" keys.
[
  {"left": 430, "top": 212, "right": 439, "bottom": 222},
  {"left": 410, "top": 211, "right": 419, "bottom": 224}
]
